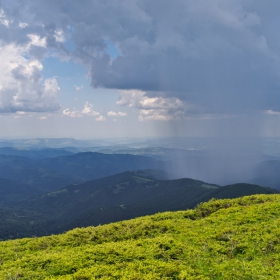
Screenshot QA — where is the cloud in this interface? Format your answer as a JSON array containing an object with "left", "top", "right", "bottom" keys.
[
  {"left": 81, "top": 101, "right": 100, "bottom": 116},
  {"left": 117, "top": 90, "right": 184, "bottom": 110},
  {"left": 27, "top": 34, "right": 46, "bottom": 47},
  {"left": 96, "top": 115, "right": 106, "bottom": 121},
  {"left": 0, "top": 6, "right": 61, "bottom": 114},
  {"left": 62, "top": 108, "right": 82, "bottom": 118},
  {"left": 63, "top": 101, "right": 100, "bottom": 118},
  {"left": 107, "top": 111, "right": 117, "bottom": 116},
  {"left": 0, "top": 9, "right": 9, "bottom": 27},
  {"left": 75, "top": 85, "right": 84, "bottom": 91},
  {"left": 0, "top": 42, "right": 61, "bottom": 113},
  {"left": 117, "top": 89, "right": 185, "bottom": 121},
  {"left": 54, "top": 29, "right": 65, "bottom": 43},
  {"left": 138, "top": 109, "right": 184, "bottom": 121},
  {"left": 3, "top": 0, "right": 280, "bottom": 116},
  {"left": 265, "top": 110, "right": 280, "bottom": 115},
  {"left": 19, "top": 22, "right": 28, "bottom": 29},
  {"left": 107, "top": 111, "right": 127, "bottom": 117}
]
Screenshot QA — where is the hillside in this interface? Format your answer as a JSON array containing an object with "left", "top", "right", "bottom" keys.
[
  {"left": 0, "top": 147, "right": 73, "bottom": 159},
  {"left": 1, "top": 150, "right": 280, "bottom": 196},
  {"left": 0, "top": 178, "right": 41, "bottom": 206},
  {"left": 1, "top": 194, "right": 280, "bottom": 279},
  {"left": 38, "top": 152, "right": 162, "bottom": 181},
  {"left": 0, "top": 152, "right": 163, "bottom": 193},
  {"left": 18, "top": 171, "right": 276, "bottom": 234},
  {"left": 0, "top": 164, "right": 81, "bottom": 193},
  {"left": 22, "top": 170, "right": 219, "bottom": 219},
  {"left": 0, "top": 170, "right": 277, "bottom": 240},
  {"left": 61, "top": 181, "right": 278, "bottom": 232},
  {"left": 95, "top": 148, "right": 280, "bottom": 188}
]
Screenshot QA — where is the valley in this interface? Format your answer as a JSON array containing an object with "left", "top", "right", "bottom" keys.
[{"left": 0, "top": 144, "right": 279, "bottom": 240}]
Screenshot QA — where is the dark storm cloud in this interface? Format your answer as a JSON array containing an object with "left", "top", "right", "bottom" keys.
[{"left": 2, "top": 0, "right": 280, "bottom": 114}]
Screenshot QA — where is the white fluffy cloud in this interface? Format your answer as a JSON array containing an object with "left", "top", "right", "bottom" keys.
[
  {"left": 27, "top": 34, "right": 46, "bottom": 47},
  {"left": 63, "top": 101, "right": 100, "bottom": 118},
  {"left": 0, "top": 9, "right": 9, "bottom": 27},
  {"left": 54, "top": 29, "right": 65, "bottom": 43},
  {"left": 117, "top": 90, "right": 184, "bottom": 109},
  {"left": 0, "top": 42, "right": 60, "bottom": 113},
  {"left": 117, "top": 90, "right": 185, "bottom": 121},
  {"left": 107, "top": 111, "right": 127, "bottom": 117},
  {"left": 81, "top": 101, "right": 100, "bottom": 116},
  {"left": 62, "top": 108, "right": 82, "bottom": 118},
  {"left": 75, "top": 85, "right": 84, "bottom": 91},
  {"left": 0, "top": 6, "right": 61, "bottom": 114},
  {"left": 96, "top": 115, "right": 106, "bottom": 121},
  {"left": 138, "top": 109, "right": 184, "bottom": 121}
]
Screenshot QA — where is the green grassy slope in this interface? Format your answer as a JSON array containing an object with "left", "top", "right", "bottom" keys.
[{"left": 1, "top": 194, "right": 280, "bottom": 279}]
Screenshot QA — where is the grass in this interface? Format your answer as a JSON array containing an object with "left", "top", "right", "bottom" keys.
[{"left": 1, "top": 194, "right": 280, "bottom": 279}]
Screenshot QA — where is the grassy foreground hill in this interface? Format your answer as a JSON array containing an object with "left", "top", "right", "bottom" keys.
[{"left": 1, "top": 194, "right": 280, "bottom": 279}]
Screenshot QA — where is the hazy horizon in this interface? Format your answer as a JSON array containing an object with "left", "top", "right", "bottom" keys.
[{"left": 1, "top": 135, "right": 280, "bottom": 157}]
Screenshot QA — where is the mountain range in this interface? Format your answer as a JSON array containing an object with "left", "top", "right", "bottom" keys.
[
  {"left": 0, "top": 169, "right": 277, "bottom": 240},
  {"left": 0, "top": 146, "right": 280, "bottom": 240},
  {"left": 1, "top": 148, "right": 280, "bottom": 189}
]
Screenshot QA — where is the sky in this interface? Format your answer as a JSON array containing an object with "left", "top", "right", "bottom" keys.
[{"left": 1, "top": 0, "right": 280, "bottom": 139}]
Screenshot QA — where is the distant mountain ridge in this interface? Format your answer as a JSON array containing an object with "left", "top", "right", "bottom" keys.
[
  {"left": 1, "top": 146, "right": 280, "bottom": 191},
  {"left": 0, "top": 152, "right": 162, "bottom": 193},
  {"left": 0, "top": 147, "right": 73, "bottom": 159},
  {"left": 38, "top": 152, "right": 162, "bottom": 181},
  {"left": 3, "top": 170, "right": 275, "bottom": 239}
]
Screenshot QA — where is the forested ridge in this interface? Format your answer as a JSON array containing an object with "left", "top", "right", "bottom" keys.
[{"left": 0, "top": 170, "right": 277, "bottom": 240}]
